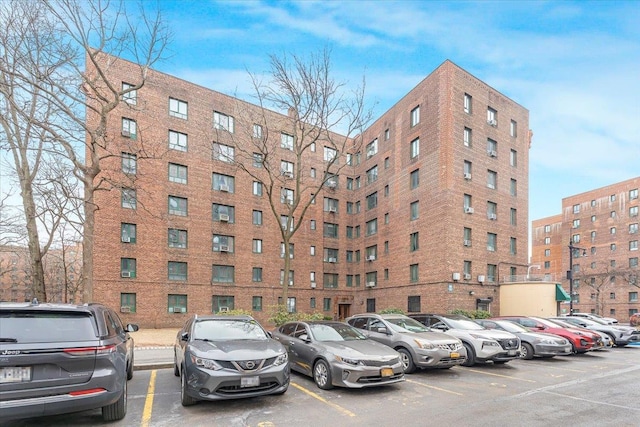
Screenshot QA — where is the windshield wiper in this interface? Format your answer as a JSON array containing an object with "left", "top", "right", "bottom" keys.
[{"left": 0, "top": 338, "right": 18, "bottom": 343}]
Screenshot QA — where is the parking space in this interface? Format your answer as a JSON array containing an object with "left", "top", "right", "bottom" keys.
[{"left": 5, "top": 347, "right": 639, "bottom": 426}]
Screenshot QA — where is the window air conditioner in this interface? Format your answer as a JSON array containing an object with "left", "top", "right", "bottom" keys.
[
  {"left": 120, "top": 306, "right": 131, "bottom": 313},
  {"left": 328, "top": 206, "right": 337, "bottom": 213},
  {"left": 121, "top": 130, "right": 131, "bottom": 137},
  {"left": 488, "top": 213, "right": 497, "bottom": 220},
  {"left": 464, "top": 240, "right": 472, "bottom": 247},
  {"left": 282, "top": 171, "right": 293, "bottom": 178},
  {"left": 328, "top": 258, "right": 337, "bottom": 263},
  {"left": 219, "top": 213, "right": 230, "bottom": 222},
  {"left": 122, "top": 236, "right": 131, "bottom": 243},
  {"left": 367, "top": 256, "right": 376, "bottom": 261},
  {"left": 478, "top": 275, "right": 486, "bottom": 283},
  {"left": 219, "top": 184, "right": 230, "bottom": 192},
  {"left": 452, "top": 272, "right": 461, "bottom": 281},
  {"left": 288, "top": 281, "right": 294, "bottom": 287},
  {"left": 463, "top": 273, "right": 472, "bottom": 280},
  {"left": 310, "top": 282, "right": 317, "bottom": 288},
  {"left": 464, "top": 173, "right": 472, "bottom": 180},
  {"left": 327, "top": 181, "right": 337, "bottom": 188},
  {"left": 219, "top": 245, "right": 229, "bottom": 252},
  {"left": 121, "top": 271, "right": 131, "bottom": 278},
  {"left": 488, "top": 150, "right": 497, "bottom": 157},
  {"left": 219, "top": 306, "right": 229, "bottom": 313},
  {"left": 464, "top": 207, "right": 474, "bottom": 214},
  {"left": 488, "top": 119, "right": 497, "bottom": 126},
  {"left": 366, "top": 282, "right": 376, "bottom": 288}
]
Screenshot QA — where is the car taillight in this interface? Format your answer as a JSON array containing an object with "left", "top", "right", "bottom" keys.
[
  {"left": 64, "top": 345, "right": 116, "bottom": 356},
  {"left": 69, "top": 388, "right": 107, "bottom": 396}
]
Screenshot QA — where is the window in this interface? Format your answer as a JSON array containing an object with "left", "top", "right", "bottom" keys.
[
  {"left": 611, "top": 243, "right": 617, "bottom": 251},
  {"left": 630, "top": 292, "right": 638, "bottom": 302},
  {"left": 213, "top": 111, "right": 234, "bottom": 132},
  {"left": 122, "top": 153, "right": 137, "bottom": 175},
  {"left": 121, "top": 223, "right": 136, "bottom": 244},
  {"left": 310, "top": 168, "right": 316, "bottom": 178},
  {"left": 410, "top": 232, "right": 419, "bottom": 252},
  {"left": 366, "top": 139, "right": 378, "bottom": 159},
  {"left": 591, "top": 215, "right": 596, "bottom": 222},
  {"left": 487, "top": 201, "right": 497, "bottom": 219},
  {"left": 213, "top": 235, "right": 234, "bottom": 253},
  {"left": 168, "top": 261, "right": 187, "bottom": 281},
  {"left": 510, "top": 208, "right": 517, "bottom": 226},
  {"left": 280, "top": 242, "right": 294, "bottom": 258},
  {"left": 410, "top": 201, "right": 419, "bottom": 220},
  {"left": 573, "top": 204, "right": 580, "bottom": 214},
  {"left": 544, "top": 237, "right": 551, "bottom": 245},
  {"left": 410, "top": 169, "right": 419, "bottom": 189},
  {"left": 169, "top": 130, "right": 187, "bottom": 152},
  {"left": 213, "top": 173, "right": 234, "bottom": 192},
  {"left": 545, "top": 249, "right": 551, "bottom": 256},
  {"left": 464, "top": 93, "right": 472, "bottom": 113},
  {"left": 611, "top": 227, "right": 616, "bottom": 235},
  {"left": 366, "top": 298, "right": 376, "bottom": 313},
  {"left": 611, "top": 211, "right": 617, "bottom": 218},
  {"left": 510, "top": 237, "right": 517, "bottom": 255},
  {"left": 611, "top": 194, "right": 616, "bottom": 202},
  {"left": 631, "top": 257, "right": 639, "bottom": 268},
  {"left": 168, "top": 294, "right": 187, "bottom": 313},
  {"left": 281, "top": 160, "right": 294, "bottom": 177},
  {"left": 487, "top": 138, "right": 497, "bottom": 156},
  {"left": 573, "top": 219, "right": 581, "bottom": 229},
  {"left": 366, "top": 219, "right": 378, "bottom": 236},
  {"left": 410, "top": 264, "right": 419, "bottom": 283},
  {"left": 212, "top": 295, "right": 235, "bottom": 313},
  {"left": 280, "top": 270, "right": 295, "bottom": 286},
  {"left": 410, "top": 106, "right": 420, "bottom": 126},
  {"left": 286, "top": 297, "right": 297, "bottom": 313},
  {"left": 464, "top": 194, "right": 472, "bottom": 209},
  {"left": 384, "top": 157, "right": 390, "bottom": 169},
  {"left": 121, "top": 258, "right": 136, "bottom": 278},
  {"left": 169, "top": 98, "right": 187, "bottom": 119},
  {"left": 463, "top": 161, "right": 472, "bottom": 178},
  {"left": 487, "top": 170, "right": 497, "bottom": 189},
  {"left": 510, "top": 179, "right": 517, "bottom": 196},
  {"left": 324, "top": 146, "right": 338, "bottom": 162},
  {"left": 213, "top": 143, "right": 234, "bottom": 163},
  {"left": 252, "top": 296, "right": 262, "bottom": 311},
  {"left": 311, "top": 142, "right": 316, "bottom": 152},
  {"left": 510, "top": 120, "right": 517, "bottom": 137},
  {"left": 323, "top": 273, "right": 338, "bottom": 289},
  {"left": 253, "top": 124, "right": 263, "bottom": 139},
  {"left": 212, "top": 204, "right": 235, "bottom": 223},
  {"left": 324, "top": 222, "right": 338, "bottom": 238},
  {"left": 253, "top": 181, "right": 263, "bottom": 196},
  {"left": 212, "top": 265, "right": 234, "bottom": 283},
  {"left": 120, "top": 293, "right": 136, "bottom": 313},
  {"left": 464, "top": 127, "right": 472, "bottom": 147},
  {"left": 251, "top": 239, "right": 262, "bottom": 254},
  {"left": 384, "top": 185, "right": 389, "bottom": 197},
  {"left": 366, "top": 165, "right": 378, "bottom": 184},
  {"left": 168, "top": 229, "right": 187, "bottom": 249},
  {"left": 281, "top": 188, "right": 294, "bottom": 204},
  {"left": 252, "top": 267, "right": 262, "bottom": 282},
  {"left": 544, "top": 261, "right": 550, "bottom": 268},
  {"left": 365, "top": 271, "right": 377, "bottom": 288},
  {"left": 281, "top": 215, "right": 294, "bottom": 231},
  {"left": 253, "top": 153, "right": 263, "bottom": 168},
  {"left": 122, "top": 82, "right": 137, "bottom": 105},
  {"left": 366, "top": 192, "right": 378, "bottom": 210},
  {"left": 510, "top": 150, "right": 517, "bottom": 167},
  {"left": 410, "top": 138, "right": 420, "bottom": 159},
  {"left": 487, "top": 107, "right": 497, "bottom": 126},
  {"left": 325, "top": 173, "right": 338, "bottom": 189},
  {"left": 487, "top": 264, "right": 497, "bottom": 282},
  {"left": 169, "top": 163, "right": 187, "bottom": 184},
  {"left": 630, "top": 223, "right": 639, "bottom": 234},
  {"left": 346, "top": 178, "right": 353, "bottom": 191},
  {"left": 169, "top": 196, "right": 187, "bottom": 216},
  {"left": 572, "top": 233, "right": 581, "bottom": 243},
  {"left": 464, "top": 260, "right": 472, "bottom": 275},
  {"left": 385, "top": 129, "right": 390, "bottom": 140},
  {"left": 365, "top": 245, "right": 377, "bottom": 261},
  {"left": 487, "top": 233, "right": 497, "bottom": 252},
  {"left": 122, "top": 188, "right": 136, "bottom": 209},
  {"left": 322, "top": 297, "right": 331, "bottom": 312},
  {"left": 464, "top": 227, "right": 472, "bottom": 245},
  {"left": 324, "top": 197, "right": 339, "bottom": 213},
  {"left": 631, "top": 206, "right": 639, "bottom": 217},
  {"left": 281, "top": 132, "right": 294, "bottom": 150},
  {"left": 310, "top": 219, "right": 316, "bottom": 230},
  {"left": 253, "top": 210, "right": 262, "bottom": 225},
  {"left": 121, "top": 118, "right": 137, "bottom": 139},
  {"left": 630, "top": 188, "right": 638, "bottom": 200}
]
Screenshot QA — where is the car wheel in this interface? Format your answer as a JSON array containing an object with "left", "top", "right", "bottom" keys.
[
  {"left": 102, "top": 377, "right": 127, "bottom": 421},
  {"left": 461, "top": 343, "right": 475, "bottom": 367},
  {"left": 313, "top": 360, "right": 333, "bottom": 390},
  {"left": 127, "top": 354, "right": 134, "bottom": 380},
  {"left": 180, "top": 368, "right": 197, "bottom": 406},
  {"left": 173, "top": 351, "right": 180, "bottom": 377},
  {"left": 520, "top": 342, "right": 534, "bottom": 360},
  {"left": 397, "top": 348, "right": 415, "bottom": 374}
]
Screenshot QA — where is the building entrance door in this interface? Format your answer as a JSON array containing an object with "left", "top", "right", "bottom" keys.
[{"left": 338, "top": 304, "right": 351, "bottom": 321}]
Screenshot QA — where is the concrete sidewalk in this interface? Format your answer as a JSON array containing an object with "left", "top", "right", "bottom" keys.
[{"left": 131, "top": 328, "right": 178, "bottom": 371}]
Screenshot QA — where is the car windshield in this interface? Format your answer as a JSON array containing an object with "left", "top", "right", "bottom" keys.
[
  {"left": 536, "top": 318, "right": 566, "bottom": 328},
  {"left": 445, "top": 317, "right": 485, "bottom": 330},
  {"left": 385, "top": 317, "right": 430, "bottom": 333},
  {"left": 495, "top": 320, "right": 527, "bottom": 333},
  {"left": 193, "top": 319, "right": 268, "bottom": 341},
  {"left": 309, "top": 323, "right": 367, "bottom": 341},
  {"left": 0, "top": 311, "right": 97, "bottom": 343}
]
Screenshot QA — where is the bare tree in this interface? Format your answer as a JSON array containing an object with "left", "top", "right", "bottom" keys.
[
  {"left": 228, "top": 49, "right": 372, "bottom": 304},
  {"left": 0, "top": 0, "right": 170, "bottom": 302}
]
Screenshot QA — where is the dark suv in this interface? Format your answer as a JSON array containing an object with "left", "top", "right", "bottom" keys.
[{"left": 0, "top": 300, "right": 138, "bottom": 422}]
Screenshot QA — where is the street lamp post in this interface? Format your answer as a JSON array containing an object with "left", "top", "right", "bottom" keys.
[{"left": 567, "top": 241, "right": 587, "bottom": 314}]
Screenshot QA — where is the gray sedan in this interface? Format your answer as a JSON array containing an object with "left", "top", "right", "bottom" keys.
[
  {"left": 272, "top": 321, "right": 404, "bottom": 390},
  {"left": 476, "top": 319, "right": 572, "bottom": 359}
]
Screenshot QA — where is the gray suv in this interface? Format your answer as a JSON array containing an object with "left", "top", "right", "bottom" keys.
[
  {"left": 346, "top": 313, "right": 466, "bottom": 372},
  {"left": 0, "top": 300, "right": 138, "bottom": 422}
]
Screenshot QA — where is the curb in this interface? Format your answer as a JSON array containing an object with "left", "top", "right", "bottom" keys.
[{"left": 134, "top": 363, "right": 174, "bottom": 371}]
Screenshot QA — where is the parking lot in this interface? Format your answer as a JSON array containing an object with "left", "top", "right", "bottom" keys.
[{"left": 5, "top": 346, "right": 639, "bottom": 427}]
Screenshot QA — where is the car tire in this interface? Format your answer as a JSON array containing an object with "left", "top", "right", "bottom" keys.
[
  {"left": 127, "top": 354, "right": 134, "bottom": 380},
  {"left": 520, "top": 342, "right": 534, "bottom": 360},
  {"left": 102, "top": 377, "right": 127, "bottom": 421},
  {"left": 461, "top": 343, "right": 475, "bottom": 367},
  {"left": 313, "top": 360, "right": 333, "bottom": 390},
  {"left": 397, "top": 348, "right": 415, "bottom": 374},
  {"left": 180, "top": 368, "right": 197, "bottom": 406},
  {"left": 173, "top": 351, "right": 180, "bottom": 377}
]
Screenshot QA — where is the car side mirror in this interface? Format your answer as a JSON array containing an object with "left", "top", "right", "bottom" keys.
[
  {"left": 376, "top": 327, "right": 388, "bottom": 334},
  {"left": 298, "top": 334, "right": 310, "bottom": 342},
  {"left": 180, "top": 331, "right": 189, "bottom": 341},
  {"left": 432, "top": 324, "right": 448, "bottom": 331},
  {"left": 126, "top": 324, "right": 139, "bottom": 332}
]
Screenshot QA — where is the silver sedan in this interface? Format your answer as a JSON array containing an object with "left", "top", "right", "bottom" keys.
[{"left": 272, "top": 321, "right": 404, "bottom": 390}]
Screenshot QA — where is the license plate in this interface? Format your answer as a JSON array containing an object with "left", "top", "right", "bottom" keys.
[
  {"left": 508, "top": 350, "right": 517, "bottom": 356},
  {"left": 450, "top": 352, "right": 460, "bottom": 358},
  {"left": 380, "top": 368, "right": 393, "bottom": 377},
  {"left": 0, "top": 367, "right": 32, "bottom": 383},
  {"left": 241, "top": 376, "right": 260, "bottom": 387}
]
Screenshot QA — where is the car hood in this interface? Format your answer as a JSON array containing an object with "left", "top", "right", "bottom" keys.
[
  {"left": 187, "top": 339, "right": 285, "bottom": 359},
  {"left": 405, "top": 330, "right": 462, "bottom": 345},
  {"left": 320, "top": 339, "right": 399, "bottom": 359},
  {"left": 522, "top": 331, "right": 569, "bottom": 343},
  {"left": 446, "top": 328, "right": 517, "bottom": 340}
]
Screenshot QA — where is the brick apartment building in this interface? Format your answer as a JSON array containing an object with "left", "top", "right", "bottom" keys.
[
  {"left": 531, "top": 177, "right": 640, "bottom": 320},
  {"left": 89, "top": 55, "right": 530, "bottom": 327}
]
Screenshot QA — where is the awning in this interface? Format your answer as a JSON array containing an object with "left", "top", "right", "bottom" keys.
[{"left": 556, "top": 284, "right": 571, "bottom": 302}]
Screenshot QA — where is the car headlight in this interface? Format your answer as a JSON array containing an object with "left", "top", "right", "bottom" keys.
[
  {"left": 481, "top": 340, "right": 500, "bottom": 347},
  {"left": 414, "top": 338, "right": 435, "bottom": 350},
  {"left": 191, "top": 354, "right": 222, "bottom": 370},
  {"left": 535, "top": 337, "right": 559, "bottom": 345},
  {"left": 336, "top": 355, "right": 363, "bottom": 366},
  {"left": 274, "top": 352, "right": 288, "bottom": 366}
]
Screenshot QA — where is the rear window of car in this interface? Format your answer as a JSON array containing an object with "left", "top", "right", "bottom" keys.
[{"left": 0, "top": 311, "right": 98, "bottom": 343}]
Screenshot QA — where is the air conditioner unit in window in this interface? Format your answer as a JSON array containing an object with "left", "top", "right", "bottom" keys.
[
  {"left": 327, "top": 181, "right": 337, "bottom": 189},
  {"left": 488, "top": 119, "right": 497, "bottom": 126},
  {"left": 464, "top": 173, "right": 472, "bottom": 180},
  {"left": 452, "top": 272, "right": 461, "bottom": 281},
  {"left": 478, "top": 275, "right": 486, "bottom": 283},
  {"left": 121, "top": 271, "right": 131, "bottom": 278},
  {"left": 463, "top": 273, "right": 472, "bottom": 280},
  {"left": 488, "top": 213, "right": 497, "bottom": 220},
  {"left": 219, "top": 214, "right": 230, "bottom": 222},
  {"left": 219, "top": 184, "right": 230, "bottom": 192},
  {"left": 288, "top": 281, "right": 294, "bottom": 287},
  {"left": 282, "top": 171, "right": 293, "bottom": 178},
  {"left": 219, "top": 245, "right": 229, "bottom": 252},
  {"left": 464, "top": 240, "right": 472, "bottom": 247},
  {"left": 219, "top": 306, "right": 229, "bottom": 313},
  {"left": 488, "top": 150, "right": 497, "bottom": 157},
  {"left": 120, "top": 306, "right": 131, "bottom": 313},
  {"left": 310, "top": 282, "right": 317, "bottom": 288},
  {"left": 464, "top": 207, "right": 474, "bottom": 214},
  {"left": 367, "top": 256, "right": 376, "bottom": 262},
  {"left": 122, "top": 236, "right": 131, "bottom": 243},
  {"left": 366, "top": 282, "right": 376, "bottom": 288},
  {"left": 121, "top": 130, "right": 131, "bottom": 137},
  {"left": 328, "top": 206, "right": 337, "bottom": 213},
  {"left": 328, "top": 257, "right": 337, "bottom": 263}
]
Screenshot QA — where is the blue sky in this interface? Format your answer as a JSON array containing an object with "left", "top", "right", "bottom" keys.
[{"left": 152, "top": 0, "right": 639, "bottom": 224}]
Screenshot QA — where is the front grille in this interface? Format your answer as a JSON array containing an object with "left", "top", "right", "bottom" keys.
[
  {"left": 497, "top": 338, "right": 519, "bottom": 350},
  {"left": 361, "top": 357, "right": 400, "bottom": 367},
  {"left": 356, "top": 373, "right": 404, "bottom": 384},
  {"left": 437, "top": 343, "right": 462, "bottom": 351},
  {"left": 216, "top": 381, "right": 280, "bottom": 395},
  {"left": 217, "top": 359, "right": 266, "bottom": 372}
]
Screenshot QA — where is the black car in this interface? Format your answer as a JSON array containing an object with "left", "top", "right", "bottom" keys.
[{"left": 0, "top": 300, "right": 138, "bottom": 422}]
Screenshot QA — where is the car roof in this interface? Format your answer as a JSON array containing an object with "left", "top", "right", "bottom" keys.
[
  {"left": 194, "top": 315, "right": 255, "bottom": 321},
  {"left": 0, "top": 300, "right": 98, "bottom": 313}
]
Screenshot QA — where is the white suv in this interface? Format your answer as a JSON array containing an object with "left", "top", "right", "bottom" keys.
[{"left": 409, "top": 314, "right": 520, "bottom": 366}]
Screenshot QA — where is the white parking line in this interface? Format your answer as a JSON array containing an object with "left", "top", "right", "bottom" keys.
[
  {"left": 406, "top": 379, "right": 464, "bottom": 396},
  {"left": 290, "top": 382, "right": 356, "bottom": 418}
]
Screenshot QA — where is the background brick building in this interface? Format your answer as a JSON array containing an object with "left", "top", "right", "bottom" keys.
[{"left": 89, "top": 56, "right": 530, "bottom": 327}]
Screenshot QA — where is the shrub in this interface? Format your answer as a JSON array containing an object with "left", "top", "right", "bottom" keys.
[
  {"left": 267, "top": 305, "right": 326, "bottom": 326},
  {"left": 215, "top": 308, "right": 253, "bottom": 316},
  {"left": 379, "top": 307, "right": 406, "bottom": 315},
  {"left": 449, "top": 309, "right": 491, "bottom": 319}
]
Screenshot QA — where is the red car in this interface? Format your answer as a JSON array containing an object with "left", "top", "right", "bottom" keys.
[{"left": 496, "top": 316, "right": 599, "bottom": 353}]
